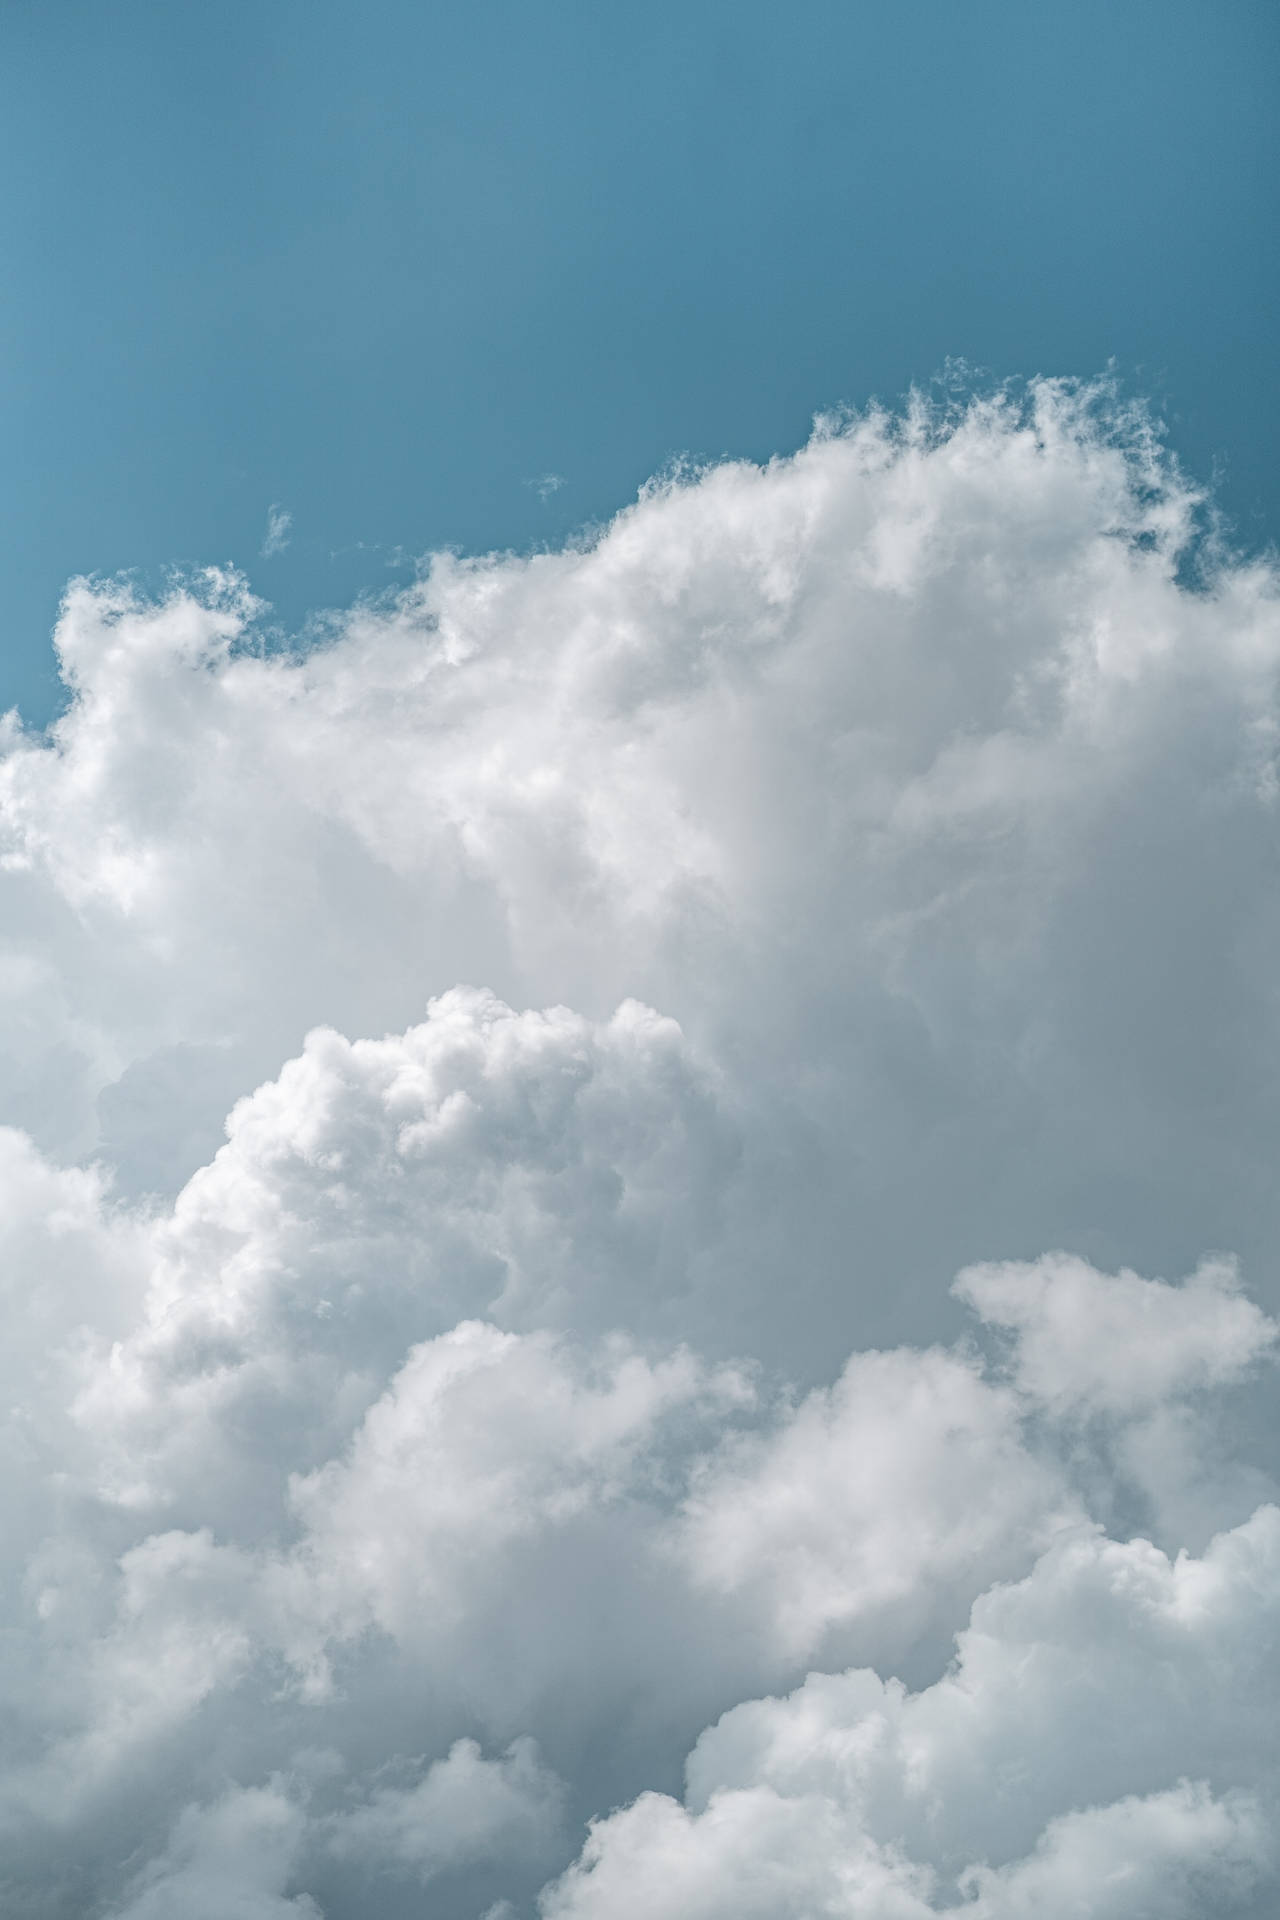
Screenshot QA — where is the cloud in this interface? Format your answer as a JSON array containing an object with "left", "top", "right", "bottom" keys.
[
  {"left": 955, "top": 1251, "right": 1278, "bottom": 1417},
  {"left": 261, "top": 505, "right": 293, "bottom": 558},
  {"left": 0, "top": 382, "right": 1276, "bottom": 1372},
  {"left": 107, "top": 1782, "right": 320, "bottom": 1920},
  {"left": 678, "top": 1341, "right": 1071, "bottom": 1665},
  {"left": 0, "top": 1114, "right": 1271, "bottom": 1913},
  {"left": 543, "top": 1508, "right": 1280, "bottom": 1918},
  {"left": 0, "top": 382, "right": 1277, "bottom": 1914},
  {"left": 324, "top": 1737, "right": 565, "bottom": 1881}
]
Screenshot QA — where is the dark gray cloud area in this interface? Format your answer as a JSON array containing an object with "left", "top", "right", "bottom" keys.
[{"left": 0, "top": 385, "right": 1277, "bottom": 1916}]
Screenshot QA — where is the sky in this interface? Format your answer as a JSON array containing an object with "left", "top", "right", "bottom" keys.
[
  {"left": 2, "top": 0, "right": 1278, "bottom": 726},
  {"left": 2, "top": 7, "right": 1280, "bottom": 1920}
]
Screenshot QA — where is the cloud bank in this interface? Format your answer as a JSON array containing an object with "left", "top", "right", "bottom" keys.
[{"left": 0, "top": 381, "right": 1277, "bottom": 1915}]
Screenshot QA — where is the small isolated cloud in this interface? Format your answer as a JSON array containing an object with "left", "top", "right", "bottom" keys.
[
  {"left": 261, "top": 503, "right": 293, "bottom": 557},
  {"left": 528, "top": 472, "right": 565, "bottom": 502}
]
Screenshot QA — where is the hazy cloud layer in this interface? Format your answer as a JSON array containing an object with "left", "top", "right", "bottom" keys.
[{"left": 0, "top": 383, "right": 1277, "bottom": 1915}]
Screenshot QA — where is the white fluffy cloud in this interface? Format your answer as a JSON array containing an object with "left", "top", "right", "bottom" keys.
[
  {"left": 67, "top": 988, "right": 738, "bottom": 1536},
  {"left": 954, "top": 1252, "right": 1277, "bottom": 1416},
  {"left": 0, "top": 383, "right": 1277, "bottom": 1915},
  {"left": 544, "top": 1507, "right": 1280, "bottom": 1919},
  {"left": 679, "top": 1342, "right": 1069, "bottom": 1667},
  {"left": 2, "top": 383, "right": 1278, "bottom": 1365}
]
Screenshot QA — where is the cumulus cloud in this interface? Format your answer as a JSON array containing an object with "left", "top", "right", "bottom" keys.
[
  {"left": 68, "top": 989, "right": 739, "bottom": 1534},
  {"left": 544, "top": 1508, "right": 1280, "bottom": 1918},
  {"left": 0, "top": 382, "right": 1277, "bottom": 1915},
  {"left": 1, "top": 382, "right": 1277, "bottom": 1368},
  {"left": 955, "top": 1252, "right": 1278, "bottom": 1417},
  {"left": 678, "top": 1342, "right": 1070, "bottom": 1667}
]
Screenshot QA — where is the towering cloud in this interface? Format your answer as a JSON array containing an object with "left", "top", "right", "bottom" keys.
[{"left": 0, "top": 382, "right": 1276, "bottom": 1915}]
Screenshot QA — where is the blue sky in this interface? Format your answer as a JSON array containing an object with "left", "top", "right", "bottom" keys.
[{"left": 2, "top": 0, "right": 1275, "bottom": 724}]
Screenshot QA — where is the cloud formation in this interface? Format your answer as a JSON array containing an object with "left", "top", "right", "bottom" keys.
[
  {"left": 546, "top": 1506, "right": 1280, "bottom": 1919},
  {"left": 0, "top": 382, "right": 1277, "bottom": 1915}
]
